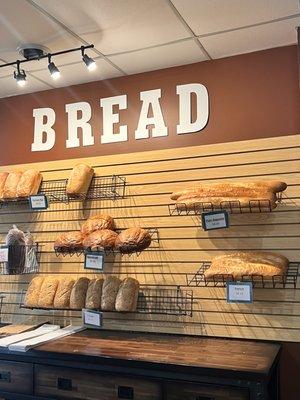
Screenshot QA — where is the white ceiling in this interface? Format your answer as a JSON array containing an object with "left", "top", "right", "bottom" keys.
[{"left": 0, "top": 0, "right": 299, "bottom": 98}]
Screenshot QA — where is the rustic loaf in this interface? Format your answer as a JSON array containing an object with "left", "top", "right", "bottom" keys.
[
  {"left": 16, "top": 169, "right": 42, "bottom": 197},
  {"left": 0, "top": 172, "right": 8, "bottom": 199},
  {"left": 66, "top": 164, "right": 94, "bottom": 197},
  {"left": 83, "top": 229, "right": 118, "bottom": 250},
  {"left": 38, "top": 277, "right": 59, "bottom": 308},
  {"left": 101, "top": 276, "right": 121, "bottom": 311},
  {"left": 3, "top": 171, "right": 23, "bottom": 199},
  {"left": 115, "top": 277, "right": 140, "bottom": 312},
  {"left": 54, "top": 231, "right": 84, "bottom": 252},
  {"left": 53, "top": 277, "right": 75, "bottom": 309},
  {"left": 25, "top": 276, "right": 44, "bottom": 307},
  {"left": 85, "top": 278, "right": 103, "bottom": 309},
  {"left": 69, "top": 277, "right": 90, "bottom": 309},
  {"left": 204, "top": 251, "right": 289, "bottom": 280},
  {"left": 115, "top": 227, "right": 152, "bottom": 254},
  {"left": 81, "top": 214, "right": 115, "bottom": 235}
]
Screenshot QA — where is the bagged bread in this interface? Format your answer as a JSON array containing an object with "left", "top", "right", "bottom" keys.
[
  {"left": 101, "top": 276, "right": 121, "bottom": 311},
  {"left": 83, "top": 229, "right": 118, "bottom": 250},
  {"left": 115, "top": 278, "right": 140, "bottom": 312},
  {"left": 38, "top": 277, "right": 59, "bottom": 308},
  {"left": 25, "top": 276, "right": 44, "bottom": 307},
  {"left": 54, "top": 231, "right": 83, "bottom": 252},
  {"left": 81, "top": 214, "right": 115, "bottom": 235},
  {"left": 0, "top": 172, "right": 8, "bottom": 199},
  {"left": 66, "top": 164, "right": 94, "bottom": 197},
  {"left": 24, "top": 231, "right": 38, "bottom": 273},
  {"left": 16, "top": 169, "right": 42, "bottom": 197},
  {"left": 70, "top": 277, "right": 89, "bottom": 309},
  {"left": 85, "top": 278, "right": 103, "bottom": 309},
  {"left": 3, "top": 171, "right": 23, "bottom": 199},
  {"left": 5, "top": 225, "right": 26, "bottom": 274},
  {"left": 53, "top": 277, "right": 75, "bottom": 308},
  {"left": 115, "top": 227, "right": 151, "bottom": 254}
]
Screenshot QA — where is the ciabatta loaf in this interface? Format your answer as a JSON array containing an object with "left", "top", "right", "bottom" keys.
[{"left": 66, "top": 164, "right": 94, "bottom": 197}]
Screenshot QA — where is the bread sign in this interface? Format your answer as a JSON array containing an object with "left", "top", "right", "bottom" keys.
[{"left": 31, "top": 83, "right": 209, "bottom": 152}]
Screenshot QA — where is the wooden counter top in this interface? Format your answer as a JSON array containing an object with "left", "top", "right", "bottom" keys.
[{"left": 33, "top": 330, "right": 280, "bottom": 377}]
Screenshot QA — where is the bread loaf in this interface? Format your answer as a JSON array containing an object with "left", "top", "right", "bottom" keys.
[
  {"left": 83, "top": 229, "right": 118, "bottom": 250},
  {"left": 85, "top": 278, "right": 103, "bottom": 309},
  {"left": 115, "top": 278, "right": 140, "bottom": 312},
  {"left": 101, "top": 276, "right": 121, "bottom": 311},
  {"left": 5, "top": 225, "right": 26, "bottom": 274},
  {"left": 38, "top": 277, "right": 59, "bottom": 308},
  {"left": 204, "top": 251, "right": 289, "bottom": 280},
  {"left": 16, "top": 169, "right": 42, "bottom": 197},
  {"left": 69, "top": 277, "right": 89, "bottom": 309},
  {"left": 3, "top": 171, "right": 23, "bottom": 199},
  {"left": 115, "top": 228, "right": 152, "bottom": 254},
  {"left": 54, "top": 231, "right": 83, "bottom": 252},
  {"left": 0, "top": 172, "right": 8, "bottom": 199},
  {"left": 66, "top": 164, "right": 94, "bottom": 197},
  {"left": 53, "top": 277, "right": 75, "bottom": 308},
  {"left": 25, "top": 276, "right": 44, "bottom": 307},
  {"left": 81, "top": 214, "right": 115, "bottom": 235}
]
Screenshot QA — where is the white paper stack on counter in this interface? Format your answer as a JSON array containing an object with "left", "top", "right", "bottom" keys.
[{"left": 9, "top": 325, "right": 85, "bottom": 352}]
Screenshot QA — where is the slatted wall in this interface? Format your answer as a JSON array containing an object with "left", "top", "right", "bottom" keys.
[{"left": 0, "top": 134, "right": 299, "bottom": 342}]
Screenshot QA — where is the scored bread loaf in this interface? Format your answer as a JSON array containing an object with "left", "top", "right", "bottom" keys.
[
  {"left": 101, "top": 276, "right": 121, "bottom": 311},
  {"left": 69, "top": 277, "right": 90, "bottom": 309},
  {"left": 204, "top": 251, "right": 289, "bottom": 280},
  {"left": 0, "top": 172, "right": 8, "bottom": 199},
  {"left": 53, "top": 277, "right": 75, "bottom": 308},
  {"left": 38, "top": 277, "right": 59, "bottom": 308},
  {"left": 115, "top": 277, "right": 140, "bottom": 312},
  {"left": 81, "top": 214, "right": 115, "bottom": 235},
  {"left": 54, "top": 231, "right": 83, "bottom": 252},
  {"left": 83, "top": 229, "right": 118, "bottom": 250},
  {"left": 115, "top": 227, "right": 152, "bottom": 254},
  {"left": 16, "top": 169, "right": 42, "bottom": 197},
  {"left": 85, "top": 278, "right": 103, "bottom": 309},
  {"left": 25, "top": 276, "right": 44, "bottom": 307},
  {"left": 3, "top": 171, "right": 23, "bottom": 199},
  {"left": 66, "top": 164, "right": 94, "bottom": 197}
]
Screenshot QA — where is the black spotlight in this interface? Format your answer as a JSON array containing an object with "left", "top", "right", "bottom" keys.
[
  {"left": 81, "top": 46, "right": 96, "bottom": 71},
  {"left": 48, "top": 55, "right": 60, "bottom": 79},
  {"left": 14, "top": 61, "right": 27, "bottom": 86}
]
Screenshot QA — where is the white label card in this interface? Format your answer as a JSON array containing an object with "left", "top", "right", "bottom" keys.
[
  {"left": 29, "top": 195, "right": 48, "bottom": 210},
  {"left": 82, "top": 309, "right": 103, "bottom": 328},
  {"left": 0, "top": 247, "right": 8, "bottom": 262},
  {"left": 227, "top": 282, "right": 253, "bottom": 303},
  {"left": 84, "top": 251, "right": 105, "bottom": 270},
  {"left": 202, "top": 211, "right": 229, "bottom": 231}
]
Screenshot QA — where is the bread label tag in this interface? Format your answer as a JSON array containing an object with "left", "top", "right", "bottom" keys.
[
  {"left": 82, "top": 309, "right": 103, "bottom": 328},
  {"left": 29, "top": 195, "right": 48, "bottom": 210},
  {"left": 0, "top": 247, "right": 9, "bottom": 262},
  {"left": 84, "top": 251, "right": 105, "bottom": 271},
  {"left": 201, "top": 210, "right": 229, "bottom": 230},
  {"left": 227, "top": 282, "right": 253, "bottom": 303}
]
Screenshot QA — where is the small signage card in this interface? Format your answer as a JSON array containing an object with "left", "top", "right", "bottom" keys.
[
  {"left": 29, "top": 195, "right": 48, "bottom": 210},
  {"left": 227, "top": 282, "right": 253, "bottom": 303},
  {"left": 84, "top": 251, "right": 105, "bottom": 271},
  {"left": 0, "top": 246, "right": 8, "bottom": 262},
  {"left": 82, "top": 309, "right": 103, "bottom": 329},
  {"left": 201, "top": 210, "right": 229, "bottom": 230}
]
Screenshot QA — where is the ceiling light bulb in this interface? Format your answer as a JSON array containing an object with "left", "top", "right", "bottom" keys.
[
  {"left": 48, "top": 61, "right": 60, "bottom": 79},
  {"left": 82, "top": 54, "right": 96, "bottom": 71},
  {"left": 14, "top": 67, "right": 27, "bottom": 87}
]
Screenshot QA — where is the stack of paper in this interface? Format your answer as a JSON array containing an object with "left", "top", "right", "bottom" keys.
[{"left": 0, "top": 325, "right": 60, "bottom": 348}]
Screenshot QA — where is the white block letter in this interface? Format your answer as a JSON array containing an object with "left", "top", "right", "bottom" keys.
[
  {"left": 31, "top": 108, "right": 56, "bottom": 152},
  {"left": 65, "top": 102, "right": 94, "bottom": 148},
  {"left": 135, "top": 89, "right": 168, "bottom": 139},
  {"left": 176, "top": 83, "right": 209, "bottom": 134},
  {"left": 100, "top": 95, "right": 128, "bottom": 144}
]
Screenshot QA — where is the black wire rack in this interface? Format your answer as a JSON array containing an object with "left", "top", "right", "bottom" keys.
[
  {"left": 186, "top": 261, "right": 300, "bottom": 289},
  {"left": 0, "top": 243, "right": 41, "bottom": 275},
  {"left": 19, "top": 285, "right": 193, "bottom": 317},
  {"left": 168, "top": 193, "right": 283, "bottom": 216},
  {"left": 54, "top": 228, "right": 160, "bottom": 257}
]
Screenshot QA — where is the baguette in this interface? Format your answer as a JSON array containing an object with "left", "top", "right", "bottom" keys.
[{"left": 115, "top": 277, "right": 140, "bottom": 312}]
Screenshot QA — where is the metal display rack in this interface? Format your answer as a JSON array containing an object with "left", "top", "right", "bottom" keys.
[
  {"left": 0, "top": 243, "right": 40, "bottom": 275},
  {"left": 186, "top": 261, "right": 300, "bottom": 289},
  {"left": 54, "top": 228, "right": 160, "bottom": 257},
  {"left": 20, "top": 285, "right": 193, "bottom": 317}
]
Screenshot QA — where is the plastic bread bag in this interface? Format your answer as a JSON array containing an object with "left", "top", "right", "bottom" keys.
[
  {"left": 5, "top": 225, "right": 26, "bottom": 274},
  {"left": 24, "top": 231, "right": 38, "bottom": 273}
]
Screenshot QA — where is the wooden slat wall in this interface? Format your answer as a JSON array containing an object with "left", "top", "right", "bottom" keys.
[{"left": 0, "top": 134, "right": 299, "bottom": 342}]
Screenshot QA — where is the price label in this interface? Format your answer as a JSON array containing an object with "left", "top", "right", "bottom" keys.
[
  {"left": 202, "top": 211, "right": 229, "bottom": 230},
  {"left": 82, "top": 309, "right": 103, "bottom": 328},
  {"left": 0, "top": 247, "right": 8, "bottom": 262},
  {"left": 227, "top": 282, "right": 253, "bottom": 303},
  {"left": 84, "top": 251, "right": 105, "bottom": 271},
  {"left": 29, "top": 195, "right": 48, "bottom": 210}
]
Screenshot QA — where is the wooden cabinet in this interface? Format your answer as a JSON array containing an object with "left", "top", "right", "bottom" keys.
[
  {"left": 35, "top": 365, "right": 162, "bottom": 400},
  {"left": 165, "top": 382, "right": 249, "bottom": 400},
  {"left": 0, "top": 360, "right": 33, "bottom": 395}
]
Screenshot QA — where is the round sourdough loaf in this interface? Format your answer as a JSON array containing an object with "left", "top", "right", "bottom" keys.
[
  {"left": 83, "top": 229, "right": 118, "bottom": 250},
  {"left": 54, "top": 231, "right": 83, "bottom": 252},
  {"left": 115, "top": 227, "right": 151, "bottom": 254},
  {"left": 81, "top": 214, "right": 115, "bottom": 235}
]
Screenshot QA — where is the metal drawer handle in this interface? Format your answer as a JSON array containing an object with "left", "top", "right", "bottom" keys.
[
  {"left": 0, "top": 372, "right": 11, "bottom": 383},
  {"left": 57, "top": 377, "right": 73, "bottom": 391},
  {"left": 118, "top": 385, "right": 134, "bottom": 399},
  {"left": 195, "top": 397, "right": 215, "bottom": 400}
]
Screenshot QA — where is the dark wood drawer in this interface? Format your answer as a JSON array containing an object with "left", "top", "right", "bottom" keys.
[
  {"left": 0, "top": 360, "right": 33, "bottom": 394},
  {"left": 165, "top": 382, "right": 249, "bottom": 400},
  {"left": 34, "top": 365, "right": 162, "bottom": 400}
]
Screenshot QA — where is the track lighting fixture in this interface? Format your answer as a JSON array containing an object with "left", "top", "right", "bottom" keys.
[
  {"left": 81, "top": 46, "right": 96, "bottom": 71},
  {"left": 48, "top": 55, "right": 60, "bottom": 80},
  {"left": 14, "top": 61, "right": 27, "bottom": 86}
]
